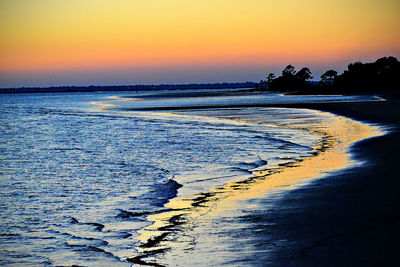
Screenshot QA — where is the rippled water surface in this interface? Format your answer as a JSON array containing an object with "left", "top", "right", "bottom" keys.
[{"left": 0, "top": 90, "right": 377, "bottom": 266}]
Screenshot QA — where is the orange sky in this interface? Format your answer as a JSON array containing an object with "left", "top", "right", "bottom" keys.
[{"left": 0, "top": 0, "right": 399, "bottom": 86}]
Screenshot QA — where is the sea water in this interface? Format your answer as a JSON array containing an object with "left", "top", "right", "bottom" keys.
[{"left": 0, "top": 90, "right": 379, "bottom": 266}]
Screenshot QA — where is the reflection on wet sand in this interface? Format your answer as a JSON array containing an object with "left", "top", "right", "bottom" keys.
[
  {"left": 89, "top": 101, "right": 117, "bottom": 109},
  {"left": 128, "top": 109, "right": 384, "bottom": 266}
]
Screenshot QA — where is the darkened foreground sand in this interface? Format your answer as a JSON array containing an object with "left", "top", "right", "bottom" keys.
[
  {"left": 102, "top": 95, "right": 398, "bottom": 265},
  {"left": 249, "top": 99, "right": 400, "bottom": 266}
]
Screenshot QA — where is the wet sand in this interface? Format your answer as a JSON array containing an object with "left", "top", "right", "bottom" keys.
[
  {"left": 247, "top": 99, "right": 400, "bottom": 266},
  {"left": 98, "top": 94, "right": 399, "bottom": 265},
  {"left": 124, "top": 99, "right": 395, "bottom": 266}
]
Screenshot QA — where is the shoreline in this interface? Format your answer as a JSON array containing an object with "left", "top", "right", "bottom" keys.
[
  {"left": 109, "top": 99, "right": 385, "bottom": 112},
  {"left": 0, "top": 83, "right": 256, "bottom": 94},
  {"left": 124, "top": 103, "right": 386, "bottom": 265},
  {"left": 261, "top": 99, "right": 400, "bottom": 266}
]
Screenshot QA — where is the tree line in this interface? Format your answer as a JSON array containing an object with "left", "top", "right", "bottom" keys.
[
  {"left": 0, "top": 82, "right": 257, "bottom": 94},
  {"left": 256, "top": 56, "right": 399, "bottom": 94}
]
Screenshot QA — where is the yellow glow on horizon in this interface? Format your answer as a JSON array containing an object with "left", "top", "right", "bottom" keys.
[{"left": 1, "top": 0, "right": 399, "bottom": 71}]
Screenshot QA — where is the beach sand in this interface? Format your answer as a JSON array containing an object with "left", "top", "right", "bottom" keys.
[
  {"left": 245, "top": 99, "right": 400, "bottom": 266},
  {"left": 126, "top": 98, "right": 399, "bottom": 266}
]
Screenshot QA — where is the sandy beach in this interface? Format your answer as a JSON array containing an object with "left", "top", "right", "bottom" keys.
[
  {"left": 2, "top": 0, "right": 399, "bottom": 265},
  {"left": 116, "top": 95, "right": 398, "bottom": 266},
  {"left": 1, "top": 91, "right": 398, "bottom": 266},
  {"left": 242, "top": 98, "right": 400, "bottom": 266}
]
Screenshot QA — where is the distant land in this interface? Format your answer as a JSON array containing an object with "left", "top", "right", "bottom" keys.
[
  {"left": 257, "top": 56, "right": 400, "bottom": 96},
  {"left": 1, "top": 57, "right": 399, "bottom": 96},
  {"left": 0, "top": 82, "right": 256, "bottom": 94}
]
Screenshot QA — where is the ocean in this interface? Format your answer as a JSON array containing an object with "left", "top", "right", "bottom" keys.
[{"left": 0, "top": 89, "right": 381, "bottom": 266}]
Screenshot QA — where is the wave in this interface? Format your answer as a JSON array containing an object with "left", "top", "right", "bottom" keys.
[
  {"left": 3, "top": 91, "right": 383, "bottom": 266},
  {"left": 126, "top": 108, "right": 384, "bottom": 266}
]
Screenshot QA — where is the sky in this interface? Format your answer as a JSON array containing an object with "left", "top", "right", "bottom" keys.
[{"left": 0, "top": 0, "right": 399, "bottom": 88}]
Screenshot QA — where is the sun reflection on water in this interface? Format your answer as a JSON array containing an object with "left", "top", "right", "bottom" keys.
[{"left": 129, "top": 109, "right": 384, "bottom": 265}]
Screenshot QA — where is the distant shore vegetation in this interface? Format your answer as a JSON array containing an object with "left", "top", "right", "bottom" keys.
[
  {"left": 0, "top": 82, "right": 256, "bottom": 94},
  {"left": 1, "top": 56, "right": 398, "bottom": 95},
  {"left": 256, "top": 56, "right": 400, "bottom": 95}
]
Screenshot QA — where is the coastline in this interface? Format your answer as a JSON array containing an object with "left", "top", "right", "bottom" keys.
[
  {"left": 261, "top": 99, "right": 400, "bottom": 266},
  {"left": 122, "top": 100, "right": 389, "bottom": 265},
  {"left": 1, "top": 93, "right": 395, "bottom": 266}
]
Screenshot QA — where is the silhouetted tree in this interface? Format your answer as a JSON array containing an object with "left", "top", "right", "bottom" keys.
[
  {"left": 334, "top": 56, "right": 400, "bottom": 93},
  {"left": 296, "top": 67, "right": 313, "bottom": 81},
  {"left": 259, "top": 56, "right": 399, "bottom": 94},
  {"left": 282, "top": 65, "right": 296, "bottom": 77},
  {"left": 268, "top": 65, "right": 313, "bottom": 91},
  {"left": 266, "top": 73, "right": 276, "bottom": 84},
  {"left": 320, "top": 70, "right": 338, "bottom": 82},
  {"left": 348, "top": 62, "right": 363, "bottom": 72}
]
